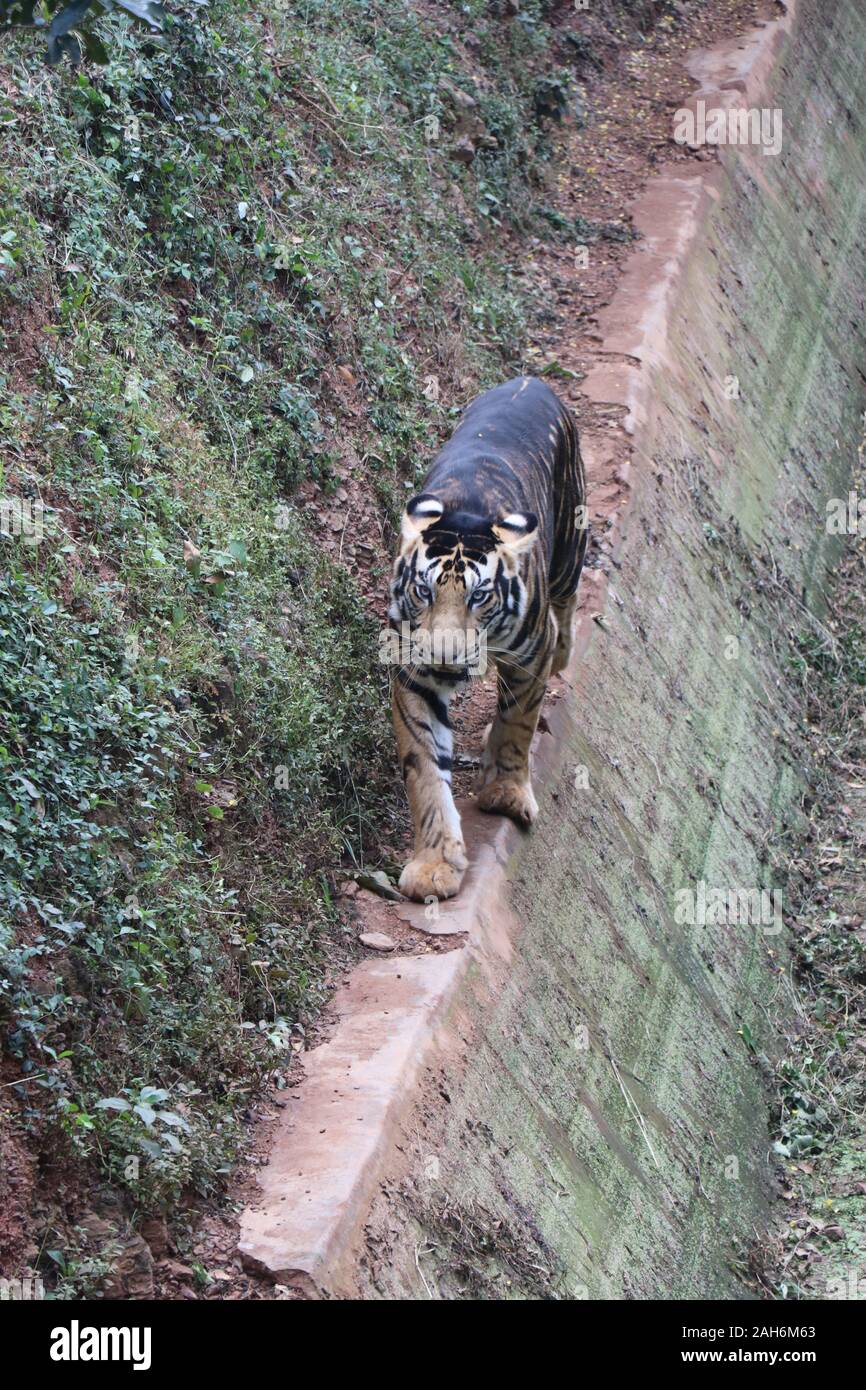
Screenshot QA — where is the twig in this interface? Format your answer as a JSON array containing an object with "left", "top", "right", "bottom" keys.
[
  {"left": 609, "top": 1052, "right": 661, "bottom": 1172},
  {"left": 414, "top": 1242, "right": 434, "bottom": 1299},
  {"left": 277, "top": 85, "right": 355, "bottom": 154}
]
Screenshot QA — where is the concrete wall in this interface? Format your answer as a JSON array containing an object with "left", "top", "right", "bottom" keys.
[{"left": 356, "top": 0, "right": 866, "bottom": 1299}]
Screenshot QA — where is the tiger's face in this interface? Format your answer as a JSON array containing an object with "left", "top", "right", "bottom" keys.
[{"left": 389, "top": 494, "right": 538, "bottom": 668}]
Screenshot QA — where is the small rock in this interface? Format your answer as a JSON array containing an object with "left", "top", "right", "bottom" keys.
[
  {"left": 439, "top": 77, "right": 477, "bottom": 113},
  {"left": 451, "top": 136, "right": 476, "bottom": 166},
  {"left": 211, "top": 668, "right": 235, "bottom": 709},
  {"left": 359, "top": 932, "right": 396, "bottom": 952},
  {"left": 103, "top": 1233, "right": 154, "bottom": 1301},
  {"left": 183, "top": 539, "right": 202, "bottom": 571},
  {"left": 140, "top": 1216, "right": 169, "bottom": 1259},
  {"left": 79, "top": 1212, "right": 114, "bottom": 1245}
]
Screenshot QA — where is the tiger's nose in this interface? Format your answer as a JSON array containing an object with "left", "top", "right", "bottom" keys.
[{"left": 427, "top": 620, "right": 481, "bottom": 668}]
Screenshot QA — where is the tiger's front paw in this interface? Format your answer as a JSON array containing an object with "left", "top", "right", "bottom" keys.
[
  {"left": 399, "top": 844, "right": 467, "bottom": 901},
  {"left": 477, "top": 777, "right": 538, "bottom": 827}
]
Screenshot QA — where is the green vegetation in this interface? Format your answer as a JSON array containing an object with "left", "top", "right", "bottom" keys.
[{"left": 0, "top": 0, "right": 582, "bottom": 1281}]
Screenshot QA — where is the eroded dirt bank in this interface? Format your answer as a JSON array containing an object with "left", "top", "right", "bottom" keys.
[{"left": 241, "top": 0, "right": 866, "bottom": 1299}]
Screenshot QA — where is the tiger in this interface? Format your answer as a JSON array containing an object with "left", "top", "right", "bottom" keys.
[{"left": 389, "top": 375, "right": 588, "bottom": 901}]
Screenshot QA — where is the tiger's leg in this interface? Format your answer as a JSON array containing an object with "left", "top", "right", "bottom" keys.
[
  {"left": 394, "top": 670, "right": 467, "bottom": 901},
  {"left": 550, "top": 590, "right": 579, "bottom": 675},
  {"left": 476, "top": 618, "right": 555, "bottom": 827}
]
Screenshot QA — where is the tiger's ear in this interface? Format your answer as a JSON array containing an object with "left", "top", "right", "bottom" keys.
[
  {"left": 492, "top": 511, "right": 539, "bottom": 554},
  {"left": 401, "top": 493, "right": 444, "bottom": 543}
]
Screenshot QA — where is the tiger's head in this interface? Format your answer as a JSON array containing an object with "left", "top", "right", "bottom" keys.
[{"left": 389, "top": 493, "right": 538, "bottom": 669}]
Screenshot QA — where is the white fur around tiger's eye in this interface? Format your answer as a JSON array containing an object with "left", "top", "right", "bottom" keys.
[
  {"left": 492, "top": 511, "right": 538, "bottom": 552},
  {"left": 402, "top": 494, "right": 444, "bottom": 542},
  {"left": 411, "top": 497, "right": 444, "bottom": 519}
]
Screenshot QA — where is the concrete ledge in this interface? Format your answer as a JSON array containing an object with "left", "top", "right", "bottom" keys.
[{"left": 239, "top": 951, "right": 464, "bottom": 1292}]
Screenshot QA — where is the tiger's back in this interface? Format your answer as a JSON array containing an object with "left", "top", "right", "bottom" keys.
[
  {"left": 421, "top": 376, "right": 587, "bottom": 607},
  {"left": 389, "top": 376, "right": 588, "bottom": 901}
]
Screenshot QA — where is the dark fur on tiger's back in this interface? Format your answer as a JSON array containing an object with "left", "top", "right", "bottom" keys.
[
  {"left": 423, "top": 376, "right": 587, "bottom": 606},
  {"left": 389, "top": 376, "right": 588, "bottom": 902}
]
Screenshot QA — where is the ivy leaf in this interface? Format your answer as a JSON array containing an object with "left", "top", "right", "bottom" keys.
[
  {"left": 139, "top": 1086, "right": 169, "bottom": 1102},
  {"left": 157, "top": 1110, "right": 190, "bottom": 1131},
  {"left": 112, "top": 0, "right": 165, "bottom": 28}
]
